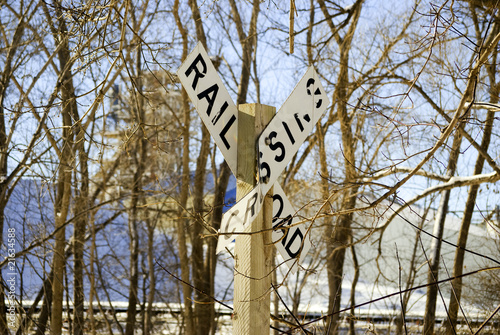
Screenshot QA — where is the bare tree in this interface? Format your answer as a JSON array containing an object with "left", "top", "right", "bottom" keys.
[
  {"left": 3, "top": 1, "right": 500, "bottom": 335},
  {"left": 0, "top": 2, "right": 32, "bottom": 332},
  {"left": 445, "top": 5, "right": 500, "bottom": 333}
]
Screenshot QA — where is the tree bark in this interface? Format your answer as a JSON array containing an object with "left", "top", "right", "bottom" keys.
[
  {"left": 445, "top": 47, "right": 498, "bottom": 335},
  {"left": 207, "top": 161, "right": 231, "bottom": 335},
  {"left": 423, "top": 128, "right": 463, "bottom": 335},
  {"left": 144, "top": 216, "right": 156, "bottom": 335},
  {"left": 73, "top": 166, "right": 88, "bottom": 335},
  {"left": 348, "top": 243, "right": 359, "bottom": 335},
  {"left": 185, "top": 2, "right": 214, "bottom": 333},
  {"left": 421, "top": 12, "right": 500, "bottom": 334},
  {"left": 321, "top": 2, "right": 364, "bottom": 333},
  {"left": 36, "top": 272, "right": 54, "bottom": 335},
  {"left": 173, "top": 1, "right": 195, "bottom": 333},
  {"left": 73, "top": 106, "right": 89, "bottom": 335},
  {"left": 124, "top": 40, "right": 147, "bottom": 335},
  {"left": 44, "top": 2, "right": 79, "bottom": 332}
]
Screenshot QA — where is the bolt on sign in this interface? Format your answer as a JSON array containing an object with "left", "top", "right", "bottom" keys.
[{"left": 177, "top": 42, "right": 329, "bottom": 272}]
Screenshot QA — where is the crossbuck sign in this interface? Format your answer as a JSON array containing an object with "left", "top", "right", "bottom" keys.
[{"left": 178, "top": 42, "right": 329, "bottom": 273}]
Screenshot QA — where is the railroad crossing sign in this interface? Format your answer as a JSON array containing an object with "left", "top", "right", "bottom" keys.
[
  {"left": 177, "top": 42, "right": 238, "bottom": 175},
  {"left": 216, "top": 67, "right": 328, "bottom": 270},
  {"left": 177, "top": 42, "right": 329, "bottom": 272}
]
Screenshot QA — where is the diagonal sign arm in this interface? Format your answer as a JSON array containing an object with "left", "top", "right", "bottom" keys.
[
  {"left": 177, "top": 42, "right": 239, "bottom": 175},
  {"left": 271, "top": 183, "right": 312, "bottom": 273},
  {"left": 216, "top": 181, "right": 312, "bottom": 273},
  {"left": 216, "top": 67, "right": 329, "bottom": 269},
  {"left": 257, "top": 67, "right": 329, "bottom": 196}
]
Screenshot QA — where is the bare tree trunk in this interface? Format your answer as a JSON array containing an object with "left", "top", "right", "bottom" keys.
[
  {"left": 36, "top": 272, "right": 54, "bottom": 335},
  {"left": 50, "top": 89, "right": 74, "bottom": 335},
  {"left": 421, "top": 14, "right": 500, "bottom": 333},
  {"left": 73, "top": 117, "right": 89, "bottom": 335},
  {"left": 21, "top": 88, "right": 79, "bottom": 335},
  {"left": 322, "top": 2, "right": 364, "bottom": 334},
  {"left": 125, "top": 42, "right": 147, "bottom": 335},
  {"left": 144, "top": 216, "right": 156, "bottom": 335},
  {"left": 326, "top": 214, "right": 352, "bottom": 334},
  {"left": 73, "top": 202, "right": 86, "bottom": 335},
  {"left": 173, "top": 1, "right": 194, "bottom": 333},
  {"left": 272, "top": 248, "right": 279, "bottom": 335},
  {"left": 348, "top": 243, "right": 359, "bottom": 335},
  {"left": 125, "top": 185, "right": 141, "bottom": 335},
  {"left": 88, "top": 209, "right": 97, "bottom": 335},
  {"left": 45, "top": 2, "right": 79, "bottom": 331},
  {"left": 228, "top": 0, "right": 260, "bottom": 105},
  {"left": 445, "top": 50, "right": 498, "bottom": 334},
  {"left": 184, "top": 2, "right": 212, "bottom": 333},
  {"left": 176, "top": 108, "right": 194, "bottom": 331},
  {"left": 191, "top": 124, "right": 210, "bottom": 335},
  {"left": 423, "top": 129, "right": 463, "bottom": 335},
  {"left": 0, "top": 72, "right": 10, "bottom": 335},
  {"left": 396, "top": 206, "right": 431, "bottom": 335}
]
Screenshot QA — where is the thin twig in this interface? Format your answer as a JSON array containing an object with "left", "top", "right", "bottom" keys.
[
  {"left": 288, "top": 266, "right": 500, "bottom": 332},
  {"left": 157, "top": 260, "right": 288, "bottom": 332},
  {"left": 473, "top": 303, "right": 500, "bottom": 335},
  {"left": 271, "top": 283, "right": 311, "bottom": 334},
  {"left": 156, "top": 259, "right": 233, "bottom": 311}
]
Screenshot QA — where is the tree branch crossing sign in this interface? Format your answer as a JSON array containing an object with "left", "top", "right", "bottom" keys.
[{"left": 178, "top": 42, "right": 329, "bottom": 273}]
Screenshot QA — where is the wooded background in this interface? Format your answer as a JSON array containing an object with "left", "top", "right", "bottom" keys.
[{"left": 1, "top": 0, "right": 500, "bottom": 334}]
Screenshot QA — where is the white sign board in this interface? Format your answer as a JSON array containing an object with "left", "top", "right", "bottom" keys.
[
  {"left": 177, "top": 42, "right": 238, "bottom": 175},
  {"left": 178, "top": 46, "right": 328, "bottom": 272},
  {"left": 271, "top": 183, "right": 311, "bottom": 273},
  {"left": 216, "top": 67, "right": 328, "bottom": 272},
  {"left": 216, "top": 184, "right": 262, "bottom": 253},
  {"left": 258, "top": 67, "right": 329, "bottom": 196},
  {"left": 216, "top": 182, "right": 311, "bottom": 273}
]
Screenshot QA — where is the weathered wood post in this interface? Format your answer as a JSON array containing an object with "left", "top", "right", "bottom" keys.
[{"left": 233, "top": 103, "right": 275, "bottom": 335}]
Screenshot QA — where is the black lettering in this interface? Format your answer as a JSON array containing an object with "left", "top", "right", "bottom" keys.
[
  {"left": 185, "top": 54, "right": 207, "bottom": 89},
  {"left": 294, "top": 113, "right": 304, "bottom": 132},
  {"left": 197, "top": 84, "right": 219, "bottom": 117},
  {"left": 272, "top": 194, "right": 284, "bottom": 223},
  {"left": 273, "top": 215, "right": 292, "bottom": 245},
  {"left": 315, "top": 91, "right": 323, "bottom": 108},
  {"left": 257, "top": 188, "right": 265, "bottom": 205},
  {"left": 306, "top": 78, "right": 315, "bottom": 95},
  {"left": 268, "top": 131, "right": 285, "bottom": 162},
  {"left": 283, "top": 228, "right": 304, "bottom": 259},
  {"left": 243, "top": 192, "right": 259, "bottom": 227},
  {"left": 219, "top": 114, "right": 236, "bottom": 149},
  {"left": 306, "top": 77, "right": 323, "bottom": 108},
  {"left": 212, "top": 101, "right": 229, "bottom": 125},
  {"left": 222, "top": 210, "right": 240, "bottom": 241},
  {"left": 282, "top": 121, "right": 295, "bottom": 144}
]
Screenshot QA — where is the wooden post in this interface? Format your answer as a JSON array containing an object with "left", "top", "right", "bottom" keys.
[{"left": 234, "top": 103, "right": 275, "bottom": 335}]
